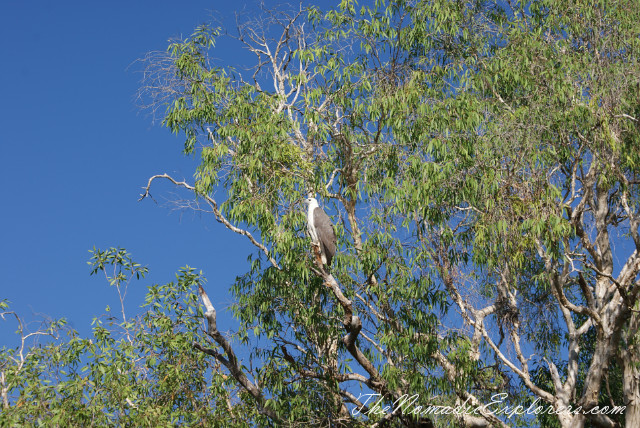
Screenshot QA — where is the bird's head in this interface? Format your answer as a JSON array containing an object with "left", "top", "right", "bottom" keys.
[{"left": 304, "top": 197, "right": 318, "bottom": 209}]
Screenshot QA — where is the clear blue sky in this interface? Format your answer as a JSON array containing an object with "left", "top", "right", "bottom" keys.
[{"left": 0, "top": 1, "right": 320, "bottom": 343}]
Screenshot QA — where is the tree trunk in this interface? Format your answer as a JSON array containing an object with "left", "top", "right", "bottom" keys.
[
  {"left": 557, "top": 407, "right": 585, "bottom": 428},
  {"left": 623, "top": 344, "right": 640, "bottom": 427}
]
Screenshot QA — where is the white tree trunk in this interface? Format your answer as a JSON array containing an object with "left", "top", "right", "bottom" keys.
[{"left": 623, "top": 344, "right": 640, "bottom": 427}]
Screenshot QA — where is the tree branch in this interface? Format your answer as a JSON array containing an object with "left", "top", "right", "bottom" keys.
[
  {"left": 139, "top": 173, "right": 280, "bottom": 269},
  {"left": 194, "top": 284, "right": 281, "bottom": 422}
]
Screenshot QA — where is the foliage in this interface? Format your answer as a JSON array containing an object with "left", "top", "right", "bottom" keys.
[
  {"left": 142, "top": 1, "right": 639, "bottom": 426},
  {"left": 1, "top": 248, "right": 254, "bottom": 427}
]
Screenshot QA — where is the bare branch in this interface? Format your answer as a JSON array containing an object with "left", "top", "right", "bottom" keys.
[
  {"left": 194, "top": 284, "right": 280, "bottom": 422},
  {"left": 139, "top": 173, "right": 280, "bottom": 269},
  {"left": 614, "top": 113, "right": 638, "bottom": 122}
]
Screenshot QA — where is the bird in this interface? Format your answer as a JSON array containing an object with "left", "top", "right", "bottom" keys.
[{"left": 304, "top": 197, "right": 337, "bottom": 267}]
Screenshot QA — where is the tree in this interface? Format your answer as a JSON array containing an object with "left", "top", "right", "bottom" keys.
[
  {"left": 137, "top": 0, "right": 640, "bottom": 426},
  {"left": 1, "top": 248, "right": 259, "bottom": 427}
]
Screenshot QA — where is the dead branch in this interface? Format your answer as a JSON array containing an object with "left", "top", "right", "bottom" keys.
[{"left": 139, "top": 173, "right": 280, "bottom": 269}]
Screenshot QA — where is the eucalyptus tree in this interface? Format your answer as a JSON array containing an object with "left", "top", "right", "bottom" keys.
[
  {"left": 0, "top": 248, "right": 254, "bottom": 427},
  {"left": 135, "top": 1, "right": 640, "bottom": 427}
]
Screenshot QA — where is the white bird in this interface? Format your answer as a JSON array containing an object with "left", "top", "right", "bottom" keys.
[{"left": 304, "top": 197, "right": 337, "bottom": 266}]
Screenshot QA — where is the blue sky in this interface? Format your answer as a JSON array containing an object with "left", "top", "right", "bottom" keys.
[{"left": 0, "top": 0, "right": 308, "bottom": 343}]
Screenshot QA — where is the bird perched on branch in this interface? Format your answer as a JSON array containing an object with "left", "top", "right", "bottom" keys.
[{"left": 304, "top": 197, "right": 337, "bottom": 267}]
